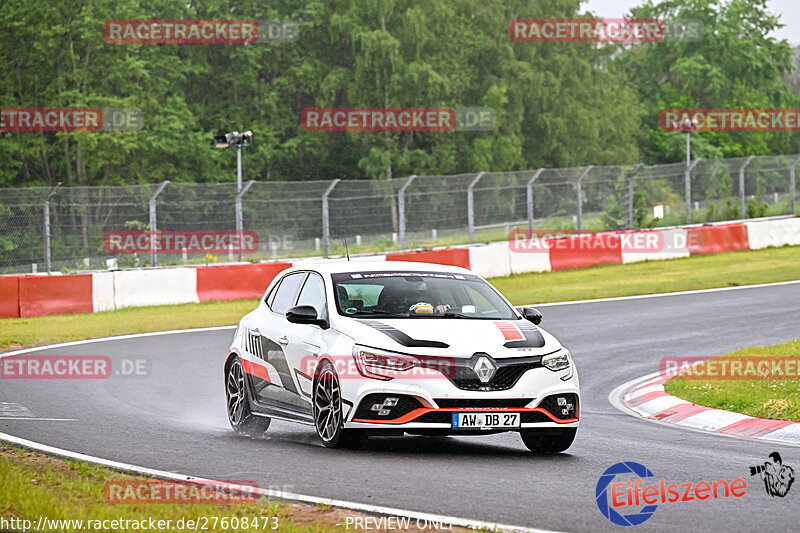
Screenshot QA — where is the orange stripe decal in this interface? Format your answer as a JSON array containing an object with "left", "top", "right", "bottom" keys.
[{"left": 352, "top": 407, "right": 578, "bottom": 425}]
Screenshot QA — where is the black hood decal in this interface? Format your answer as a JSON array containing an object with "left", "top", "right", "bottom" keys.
[
  {"left": 502, "top": 321, "right": 546, "bottom": 348},
  {"left": 364, "top": 321, "right": 450, "bottom": 349}
]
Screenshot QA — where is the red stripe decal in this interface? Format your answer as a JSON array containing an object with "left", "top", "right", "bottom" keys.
[
  {"left": 494, "top": 321, "right": 524, "bottom": 341},
  {"left": 241, "top": 358, "right": 271, "bottom": 382}
]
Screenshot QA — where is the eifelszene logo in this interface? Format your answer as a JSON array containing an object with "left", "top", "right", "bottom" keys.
[
  {"left": 750, "top": 452, "right": 795, "bottom": 498},
  {"left": 595, "top": 462, "right": 747, "bottom": 526}
]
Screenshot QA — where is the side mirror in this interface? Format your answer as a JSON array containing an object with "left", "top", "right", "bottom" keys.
[
  {"left": 520, "top": 307, "right": 542, "bottom": 325},
  {"left": 286, "top": 305, "right": 327, "bottom": 328}
]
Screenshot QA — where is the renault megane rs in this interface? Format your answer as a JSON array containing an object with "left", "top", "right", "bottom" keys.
[{"left": 224, "top": 261, "right": 579, "bottom": 452}]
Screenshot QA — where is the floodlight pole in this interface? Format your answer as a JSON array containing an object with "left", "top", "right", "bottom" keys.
[
  {"left": 526, "top": 168, "right": 544, "bottom": 232},
  {"left": 398, "top": 175, "right": 417, "bottom": 249},
  {"left": 237, "top": 144, "right": 243, "bottom": 192},
  {"left": 43, "top": 182, "right": 62, "bottom": 273}
]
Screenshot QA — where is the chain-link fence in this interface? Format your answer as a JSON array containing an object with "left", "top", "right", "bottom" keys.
[{"left": 1, "top": 154, "right": 798, "bottom": 273}]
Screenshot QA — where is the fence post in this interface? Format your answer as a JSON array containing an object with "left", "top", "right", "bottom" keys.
[
  {"left": 149, "top": 181, "right": 169, "bottom": 267},
  {"left": 321, "top": 179, "right": 340, "bottom": 256},
  {"left": 467, "top": 172, "right": 485, "bottom": 244},
  {"left": 790, "top": 155, "right": 800, "bottom": 215},
  {"left": 576, "top": 166, "right": 593, "bottom": 232},
  {"left": 43, "top": 182, "right": 62, "bottom": 273},
  {"left": 684, "top": 158, "right": 701, "bottom": 223},
  {"left": 526, "top": 168, "right": 544, "bottom": 233},
  {"left": 235, "top": 180, "right": 255, "bottom": 261},
  {"left": 626, "top": 163, "right": 644, "bottom": 230},
  {"left": 738, "top": 155, "right": 754, "bottom": 219},
  {"left": 398, "top": 175, "right": 417, "bottom": 249}
]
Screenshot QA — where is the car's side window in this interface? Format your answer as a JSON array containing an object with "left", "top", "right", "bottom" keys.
[
  {"left": 265, "top": 280, "right": 281, "bottom": 308},
  {"left": 270, "top": 272, "right": 307, "bottom": 315},
  {"left": 296, "top": 272, "right": 327, "bottom": 316}
]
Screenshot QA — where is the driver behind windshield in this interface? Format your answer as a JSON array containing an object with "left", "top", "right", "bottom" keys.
[{"left": 378, "top": 280, "right": 450, "bottom": 315}]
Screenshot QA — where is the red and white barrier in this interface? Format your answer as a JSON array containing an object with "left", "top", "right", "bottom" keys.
[
  {"left": 1, "top": 216, "right": 798, "bottom": 318},
  {"left": 625, "top": 372, "right": 800, "bottom": 445}
]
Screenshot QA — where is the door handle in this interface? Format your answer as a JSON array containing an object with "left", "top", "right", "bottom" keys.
[{"left": 278, "top": 336, "right": 289, "bottom": 345}]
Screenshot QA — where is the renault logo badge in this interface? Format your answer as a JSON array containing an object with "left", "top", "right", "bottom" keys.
[{"left": 473, "top": 356, "right": 497, "bottom": 383}]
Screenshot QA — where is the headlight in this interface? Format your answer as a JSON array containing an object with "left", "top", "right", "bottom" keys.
[
  {"left": 352, "top": 345, "right": 421, "bottom": 381},
  {"left": 542, "top": 350, "right": 571, "bottom": 372}
]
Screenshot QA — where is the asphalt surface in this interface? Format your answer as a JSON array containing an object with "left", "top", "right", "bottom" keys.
[{"left": 2, "top": 282, "right": 800, "bottom": 532}]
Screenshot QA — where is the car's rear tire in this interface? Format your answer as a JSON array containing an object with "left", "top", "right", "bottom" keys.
[
  {"left": 225, "top": 356, "right": 270, "bottom": 436},
  {"left": 520, "top": 428, "right": 576, "bottom": 453},
  {"left": 313, "top": 360, "right": 366, "bottom": 449}
]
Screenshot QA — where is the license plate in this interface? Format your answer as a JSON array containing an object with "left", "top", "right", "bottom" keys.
[{"left": 451, "top": 412, "right": 520, "bottom": 429}]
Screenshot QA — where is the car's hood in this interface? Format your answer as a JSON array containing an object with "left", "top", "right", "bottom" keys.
[{"left": 335, "top": 317, "right": 562, "bottom": 358}]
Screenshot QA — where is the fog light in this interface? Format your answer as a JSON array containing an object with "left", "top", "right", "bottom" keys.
[
  {"left": 383, "top": 397, "right": 399, "bottom": 407},
  {"left": 378, "top": 409, "right": 391, "bottom": 416},
  {"left": 557, "top": 397, "right": 567, "bottom": 406},
  {"left": 371, "top": 404, "right": 383, "bottom": 411}
]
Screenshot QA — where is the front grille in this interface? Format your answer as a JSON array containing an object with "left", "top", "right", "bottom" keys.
[
  {"left": 434, "top": 398, "right": 531, "bottom": 408},
  {"left": 353, "top": 394, "right": 423, "bottom": 420},
  {"left": 520, "top": 411, "right": 551, "bottom": 424},
  {"left": 414, "top": 412, "right": 454, "bottom": 424},
  {"left": 537, "top": 394, "right": 579, "bottom": 420},
  {"left": 426, "top": 353, "right": 543, "bottom": 391}
]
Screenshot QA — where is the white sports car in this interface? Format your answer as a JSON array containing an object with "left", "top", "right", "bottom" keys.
[{"left": 224, "top": 261, "right": 579, "bottom": 452}]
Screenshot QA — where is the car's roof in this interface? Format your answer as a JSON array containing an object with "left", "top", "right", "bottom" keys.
[{"left": 287, "top": 259, "right": 474, "bottom": 276}]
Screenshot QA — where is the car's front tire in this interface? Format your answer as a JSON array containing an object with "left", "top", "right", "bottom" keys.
[
  {"left": 520, "top": 428, "right": 576, "bottom": 453},
  {"left": 313, "top": 359, "right": 366, "bottom": 449},
  {"left": 225, "top": 356, "right": 270, "bottom": 436}
]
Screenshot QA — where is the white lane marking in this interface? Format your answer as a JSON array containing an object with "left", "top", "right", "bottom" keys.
[
  {"left": 631, "top": 396, "right": 686, "bottom": 416},
  {"left": 531, "top": 279, "right": 800, "bottom": 307},
  {"left": 0, "top": 417, "right": 78, "bottom": 421},
  {"left": 0, "top": 325, "right": 237, "bottom": 357},
  {"left": 761, "top": 424, "right": 800, "bottom": 445},
  {"left": 0, "top": 432, "right": 558, "bottom": 533},
  {"left": 624, "top": 383, "right": 664, "bottom": 399},
  {"left": 677, "top": 410, "right": 751, "bottom": 431}
]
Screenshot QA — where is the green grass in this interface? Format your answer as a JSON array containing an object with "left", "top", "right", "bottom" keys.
[
  {"left": 664, "top": 339, "right": 800, "bottom": 422},
  {"left": 2, "top": 245, "right": 799, "bottom": 352},
  {"left": 0, "top": 444, "right": 468, "bottom": 533},
  {"left": 492, "top": 245, "right": 800, "bottom": 304},
  {"left": 0, "top": 299, "right": 258, "bottom": 352},
  {"left": 0, "top": 446, "right": 309, "bottom": 533}
]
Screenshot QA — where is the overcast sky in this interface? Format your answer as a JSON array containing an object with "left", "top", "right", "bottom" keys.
[{"left": 582, "top": 0, "right": 799, "bottom": 45}]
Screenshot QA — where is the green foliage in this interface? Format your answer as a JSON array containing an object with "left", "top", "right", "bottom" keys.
[
  {"left": 617, "top": 0, "right": 799, "bottom": 162},
  {"left": 1, "top": 0, "right": 646, "bottom": 189}
]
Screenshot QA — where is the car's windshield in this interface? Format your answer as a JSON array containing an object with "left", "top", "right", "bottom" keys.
[{"left": 331, "top": 271, "right": 517, "bottom": 320}]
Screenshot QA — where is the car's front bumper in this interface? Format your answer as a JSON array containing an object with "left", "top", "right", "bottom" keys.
[{"left": 341, "top": 362, "right": 580, "bottom": 430}]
